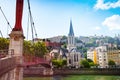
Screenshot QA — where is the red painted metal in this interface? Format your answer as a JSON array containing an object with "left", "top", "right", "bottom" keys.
[
  {"left": 13, "top": 0, "right": 23, "bottom": 31},
  {"left": 24, "top": 57, "right": 51, "bottom": 68}
]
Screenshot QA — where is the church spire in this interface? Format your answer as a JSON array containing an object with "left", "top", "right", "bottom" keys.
[{"left": 68, "top": 20, "right": 74, "bottom": 36}]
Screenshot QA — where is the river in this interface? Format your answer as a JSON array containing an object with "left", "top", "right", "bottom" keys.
[{"left": 24, "top": 75, "right": 120, "bottom": 80}]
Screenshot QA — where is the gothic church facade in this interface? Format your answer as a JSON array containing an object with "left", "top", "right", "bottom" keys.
[{"left": 67, "top": 20, "right": 81, "bottom": 68}]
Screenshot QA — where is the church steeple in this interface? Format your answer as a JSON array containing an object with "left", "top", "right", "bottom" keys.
[
  {"left": 67, "top": 20, "right": 75, "bottom": 51},
  {"left": 68, "top": 20, "right": 74, "bottom": 36}
]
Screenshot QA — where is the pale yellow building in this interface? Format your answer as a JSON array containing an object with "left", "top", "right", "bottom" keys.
[
  {"left": 107, "top": 48, "right": 120, "bottom": 66},
  {"left": 87, "top": 46, "right": 108, "bottom": 68},
  {"left": 87, "top": 48, "right": 94, "bottom": 62}
]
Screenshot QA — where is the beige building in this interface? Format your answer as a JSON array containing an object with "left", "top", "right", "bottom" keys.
[
  {"left": 87, "top": 48, "right": 94, "bottom": 61},
  {"left": 96, "top": 46, "right": 108, "bottom": 68},
  {"left": 87, "top": 46, "right": 108, "bottom": 68},
  {"left": 107, "top": 48, "right": 120, "bottom": 66}
]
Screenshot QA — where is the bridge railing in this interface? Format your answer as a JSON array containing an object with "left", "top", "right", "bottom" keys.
[
  {"left": 0, "top": 56, "right": 16, "bottom": 76},
  {"left": 0, "top": 49, "right": 14, "bottom": 58}
]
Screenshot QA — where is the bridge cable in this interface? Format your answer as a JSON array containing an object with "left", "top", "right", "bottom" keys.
[
  {"left": 0, "top": 6, "right": 12, "bottom": 30},
  {"left": 27, "top": 12, "right": 30, "bottom": 40},
  {"left": 0, "top": 30, "right": 3, "bottom": 37},
  {"left": 27, "top": 0, "right": 38, "bottom": 41}
]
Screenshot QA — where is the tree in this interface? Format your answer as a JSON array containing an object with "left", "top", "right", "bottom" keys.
[
  {"left": 23, "top": 40, "right": 35, "bottom": 62},
  {"left": 87, "top": 59, "right": 93, "bottom": 62},
  {"left": 108, "top": 60, "right": 116, "bottom": 68},
  {"left": 62, "top": 59, "right": 67, "bottom": 66},
  {"left": 33, "top": 41, "right": 48, "bottom": 57},
  {"left": 23, "top": 40, "right": 33, "bottom": 55},
  {"left": 0, "top": 38, "right": 9, "bottom": 50},
  {"left": 23, "top": 40, "right": 48, "bottom": 62},
  {"left": 89, "top": 62, "right": 95, "bottom": 66},
  {"left": 80, "top": 59, "right": 90, "bottom": 68},
  {"left": 52, "top": 59, "right": 67, "bottom": 68},
  {"left": 87, "top": 59, "right": 94, "bottom": 67},
  {"left": 62, "top": 44, "right": 67, "bottom": 49}
]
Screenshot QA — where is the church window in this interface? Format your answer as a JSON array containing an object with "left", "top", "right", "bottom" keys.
[
  {"left": 74, "top": 54, "right": 76, "bottom": 62},
  {"left": 69, "top": 59, "right": 71, "bottom": 64},
  {"left": 77, "top": 54, "right": 78, "bottom": 61}
]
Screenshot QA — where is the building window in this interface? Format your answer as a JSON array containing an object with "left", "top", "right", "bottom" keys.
[
  {"left": 104, "top": 59, "right": 106, "bottom": 61},
  {"left": 99, "top": 49, "right": 101, "bottom": 52}
]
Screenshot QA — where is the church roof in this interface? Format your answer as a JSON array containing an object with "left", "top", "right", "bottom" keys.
[
  {"left": 68, "top": 20, "right": 74, "bottom": 36},
  {"left": 59, "top": 48, "right": 68, "bottom": 58},
  {"left": 70, "top": 48, "right": 78, "bottom": 53}
]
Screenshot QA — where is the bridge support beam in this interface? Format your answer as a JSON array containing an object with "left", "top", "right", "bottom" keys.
[{"left": 9, "top": 31, "right": 24, "bottom": 80}]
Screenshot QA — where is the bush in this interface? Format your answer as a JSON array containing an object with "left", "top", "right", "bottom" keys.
[
  {"left": 80, "top": 59, "right": 90, "bottom": 68},
  {"left": 52, "top": 59, "right": 67, "bottom": 68}
]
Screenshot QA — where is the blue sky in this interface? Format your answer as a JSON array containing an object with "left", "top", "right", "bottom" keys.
[{"left": 0, "top": 0, "right": 120, "bottom": 39}]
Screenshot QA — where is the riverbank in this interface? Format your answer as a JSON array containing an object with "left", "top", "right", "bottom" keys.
[
  {"left": 24, "top": 67, "right": 120, "bottom": 77},
  {"left": 53, "top": 68, "right": 120, "bottom": 75}
]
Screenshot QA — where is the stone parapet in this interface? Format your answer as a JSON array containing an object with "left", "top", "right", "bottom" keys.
[
  {"left": 0, "top": 57, "right": 16, "bottom": 77},
  {"left": 53, "top": 68, "right": 120, "bottom": 75}
]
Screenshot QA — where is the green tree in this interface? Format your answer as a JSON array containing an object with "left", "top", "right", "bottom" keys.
[
  {"left": 0, "top": 38, "right": 9, "bottom": 50},
  {"left": 23, "top": 40, "right": 48, "bottom": 62},
  {"left": 86, "top": 59, "right": 94, "bottom": 67},
  {"left": 61, "top": 36, "right": 67, "bottom": 49},
  {"left": 87, "top": 59, "right": 93, "bottom": 63},
  {"left": 62, "top": 59, "right": 67, "bottom": 66},
  {"left": 52, "top": 59, "right": 62, "bottom": 68},
  {"left": 33, "top": 41, "right": 48, "bottom": 57},
  {"left": 89, "top": 62, "right": 95, "bottom": 66},
  {"left": 52, "top": 59, "right": 67, "bottom": 68},
  {"left": 23, "top": 40, "right": 35, "bottom": 62},
  {"left": 86, "top": 59, "right": 98, "bottom": 67},
  {"left": 80, "top": 59, "right": 90, "bottom": 68},
  {"left": 23, "top": 40, "right": 33, "bottom": 55},
  {"left": 62, "top": 44, "right": 67, "bottom": 49},
  {"left": 108, "top": 60, "right": 116, "bottom": 67}
]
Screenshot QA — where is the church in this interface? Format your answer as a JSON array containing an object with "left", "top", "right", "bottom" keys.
[{"left": 67, "top": 20, "right": 81, "bottom": 68}]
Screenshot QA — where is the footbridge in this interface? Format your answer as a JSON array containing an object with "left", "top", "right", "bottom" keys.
[
  {"left": 0, "top": 50, "right": 52, "bottom": 80},
  {"left": 0, "top": 0, "right": 53, "bottom": 79}
]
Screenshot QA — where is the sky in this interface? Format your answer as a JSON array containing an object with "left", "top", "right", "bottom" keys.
[{"left": 0, "top": 0, "right": 120, "bottom": 40}]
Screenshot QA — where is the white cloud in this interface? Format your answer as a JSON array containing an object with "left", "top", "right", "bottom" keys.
[
  {"left": 95, "top": 26, "right": 101, "bottom": 30},
  {"left": 102, "top": 15, "right": 120, "bottom": 30},
  {"left": 94, "top": 0, "right": 120, "bottom": 10}
]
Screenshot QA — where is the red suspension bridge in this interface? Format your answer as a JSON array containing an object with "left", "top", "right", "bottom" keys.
[{"left": 0, "top": 0, "right": 52, "bottom": 79}]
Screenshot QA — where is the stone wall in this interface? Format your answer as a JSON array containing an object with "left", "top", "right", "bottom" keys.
[
  {"left": 24, "top": 67, "right": 53, "bottom": 77},
  {"left": 24, "top": 68, "right": 120, "bottom": 77},
  {"left": 53, "top": 68, "right": 120, "bottom": 75}
]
